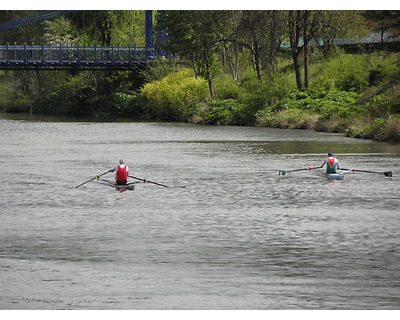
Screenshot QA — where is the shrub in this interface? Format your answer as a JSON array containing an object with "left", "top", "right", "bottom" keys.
[
  {"left": 5, "top": 97, "right": 32, "bottom": 113},
  {"left": 190, "top": 99, "right": 248, "bottom": 125},
  {"left": 381, "top": 115, "right": 400, "bottom": 142},
  {"left": 213, "top": 74, "right": 245, "bottom": 100},
  {"left": 388, "top": 99, "right": 400, "bottom": 114},
  {"left": 140, "top": 68, "right": 209, "bottom": 121},
  {"left": 256, "top": 108, "right": 319, "bottom": 129},
  {"left": 335, "top": 73, "right": 368, "bottom": 92},
  {"left": 369, "top": 65, "right": 386, "bottom": 86}
]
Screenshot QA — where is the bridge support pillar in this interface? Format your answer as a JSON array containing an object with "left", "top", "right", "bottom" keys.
[{"left": 145, "top": 10, "right": 153, "bottom": 59}]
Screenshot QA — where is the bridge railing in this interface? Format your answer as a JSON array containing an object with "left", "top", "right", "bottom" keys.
[{"left": 0, "top": 43, "right": 154, "bottom": 68}]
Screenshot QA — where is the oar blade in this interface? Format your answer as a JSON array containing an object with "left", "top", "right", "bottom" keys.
[{"left": 340, "top": 168, "right": 393, "bottom": 177}]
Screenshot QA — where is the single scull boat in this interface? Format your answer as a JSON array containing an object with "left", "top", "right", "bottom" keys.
[
  {"left": 279, "top": 168, "right": 345, "bottom": 180},
  {"left": 98, "top": 179, "right": 137, "bottom": 191}
]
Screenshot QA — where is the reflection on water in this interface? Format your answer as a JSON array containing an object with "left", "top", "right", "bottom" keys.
[{"left": 1, "top": 114, "right": 400, "bottom": 309}]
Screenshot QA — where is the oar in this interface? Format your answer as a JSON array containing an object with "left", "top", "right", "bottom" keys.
[
  {"left": 279, "top": 166, "right": 320, "bottom": 176},
  {"left": 129, "top": 175, "right": 170, "bottom": 188},
  {"left": 339, "top": 168, "right": 393, "bottom": 177},
  {"left": 73, "top": 170, "right": 111, "bottom": 189}
]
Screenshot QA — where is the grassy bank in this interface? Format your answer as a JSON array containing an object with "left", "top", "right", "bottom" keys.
[{"left": 139, "top": 50, "right": 400, "bottom": 142}]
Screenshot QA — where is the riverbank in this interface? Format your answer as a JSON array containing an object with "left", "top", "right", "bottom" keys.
[{"left": 1, "top": 51, "right": 400, "bottom": 143}]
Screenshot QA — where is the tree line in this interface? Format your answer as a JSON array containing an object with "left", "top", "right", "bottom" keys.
[{"left": 156, "top": 10, "right": 400, "bottom": 97}]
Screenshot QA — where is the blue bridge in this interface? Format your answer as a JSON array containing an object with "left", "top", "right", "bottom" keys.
[
  {"left": 0, "top": 10, "right": 164, "bottom": 70},
  {"left": 0, "top": 43, "right": 154, "bottom": 70}
]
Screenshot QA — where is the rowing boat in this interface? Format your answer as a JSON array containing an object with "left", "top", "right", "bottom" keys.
[
  {"left": 279, "top": 167, "right": 344, "bottom": 181},
  {"left": 324, "top": 173, "right": 344, "bottom": 180},
  {"left": 98, "top": 179, "right": 136, "bottom": 191}
]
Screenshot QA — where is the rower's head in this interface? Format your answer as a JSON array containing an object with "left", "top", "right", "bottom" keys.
[
  {"left": 328, "top": 152, "right": 333, "bottom": 157},
  {"left": 119, "top": 159, "right": 124, "bottom": 164}
]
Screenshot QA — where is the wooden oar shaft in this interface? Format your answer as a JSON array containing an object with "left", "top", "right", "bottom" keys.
[
  {"left": 279, "top": 166, "right": 320, "bottom": 175},
  {"left": 129, "top": 175, "right": 169, "bottom": 188},
  {"left": 339, "top": 168, "right": 393, "bottom": 177},
  {"left": 73, "top": 170, "right": 111, "bottom": 189}
]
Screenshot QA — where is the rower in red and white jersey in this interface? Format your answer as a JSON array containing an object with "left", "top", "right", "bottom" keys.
[
  {"left": 320, "top": 152, "right": 340, "bottom": 174},
  {"left": 110, "top": 159, "right": 129, "bottom": 185}
]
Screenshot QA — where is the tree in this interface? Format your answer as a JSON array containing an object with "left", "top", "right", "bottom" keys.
[
  {"left": 315, "top": 11, "right": 367, "bottom": 56},
  {"left": 288, "top": 10, "right": 304, "bottom": 90},
  {"left": 72, "top": 11, "right": 145, "bottom": 46},
  {"left": 42, "top": 16, "right": 77, "bottom": 45},
  {"left": 287, "top": 10, "right": 365, "bottom": 90},
  {"left": 158, "top": 10, "right": 226, "bottom": 99},
  {"left": 235, "top": 10, "right": 286, "bottom": 81},
  {"left": 362, "top": 11, "right": 400, "bottom": 42},
  {"left": 0, "top": 10, "right": 45, "bottom": 44}
]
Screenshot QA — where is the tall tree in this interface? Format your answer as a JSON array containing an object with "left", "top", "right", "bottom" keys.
[
  {"left": 73, "top": 11, "right": 145, "bottom": 46},
  {"left": 288, "top": 10, "right": 304, "bottom": 90},
  {"left": 158, "top": 10, "right": 226, "bottom": 99},
  {"left": 235, "top": 11, "right": 286, "bottom": 81}
]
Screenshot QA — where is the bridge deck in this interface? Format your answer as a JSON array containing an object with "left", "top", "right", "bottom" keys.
[{"left": 0, "top": 44, "right": 154, "bottom": 70}]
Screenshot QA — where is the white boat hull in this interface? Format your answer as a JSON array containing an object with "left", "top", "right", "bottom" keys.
[
  {"left": 324, "top": 173, "right": 344, "bottom": 180},
  {"left": 98, "top": 179, "right": 136, "bottom": 190}
]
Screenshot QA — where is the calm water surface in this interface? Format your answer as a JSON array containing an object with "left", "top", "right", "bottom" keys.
[{"left": 1, "top": 114, "right": 400, "bottom": 309}]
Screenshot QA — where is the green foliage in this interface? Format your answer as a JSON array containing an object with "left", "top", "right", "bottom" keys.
[
  {"left": 335, "top": 73, "right": 368, "bottom": 92},
  {"left": 310, "top": 52, "right": 392, "bottom": 91},
  {"left": 190, "top": 99, "right": 248, "bottom": 125},
  {"left": 140, "top": 60, "right": 183, "bottom": 83},
  {"left": 140, "top": 68, "right": 209, "bottom": 121},
  {"left": 42, "top": 16, "right": 77, "bottom": 45},
  {"left": 269, "top": 89, "right": 359, "bottom": 118},
  {"left": 389, "top": 99, "right": 400, "bottom": 114},
  {"left": 256, "top": 88, "right": 362, "bottom": 131},
  {"left": 256, "top": 108, "right": 319, "bottom": 129},
  {"left": 362, "top": 117, "right": 386, "bottom": 139},
  {"left": 3, "top": 97, "right": 33, "bottom": 113},
  {"left": 76, "top": 11, "right": 145, "bottom": 46},
  {"left": 0, "top": 75, "right": 15, "bottom": 111},
  {"left": 368, "top": 65, "right": 386, "bottom": 86}
]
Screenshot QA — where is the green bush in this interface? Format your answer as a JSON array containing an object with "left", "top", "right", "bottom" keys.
[
  {"left": 369, "top": 65, "right": 386, "bottom": 86},
  {"left": 256, "top": 108, "right": 319, "bottom": 129},
  {"left": 140, "top": 68, "right": 209, "bottom": 121},
  {"left": 213, "top": 74, "right": 245, "bottom": 100},
  {"left": 360, "top": 117, "right": 385, "bottom": 139},
  {"left": 388, "top": 99, "right": 400, "bottom": 114},
  {"left": 335, "top": 73, "right": 368, "bottom": 92},
  {"left": 190, "top": 99, "right": 248, "bottom": 125},
  {"left": 5, "top": 97, "right": 32, "bottom": 113}
]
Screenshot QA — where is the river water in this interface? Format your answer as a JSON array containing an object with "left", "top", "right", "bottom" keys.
[{"left": 1, "top": 114, "right": 400, "bottom": 310}]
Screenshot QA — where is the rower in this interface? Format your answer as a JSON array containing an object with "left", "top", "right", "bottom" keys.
[
  {"left": 320, "top": 152, "right": 340, "bottom": 174},
  {"left": 109, "top": 159, "right": 129, "bottom": 185}
]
